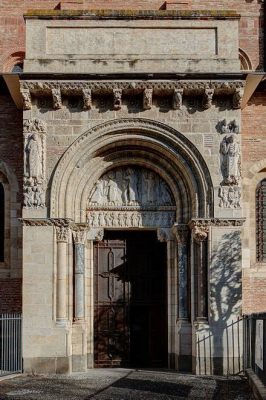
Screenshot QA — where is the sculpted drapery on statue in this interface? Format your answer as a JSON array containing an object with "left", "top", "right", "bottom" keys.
[
  {"left": 220, "top": 134, "right": 240, "bottom": 185},
  {"left": 88, "top": 167, "right": 174, "bottom": 207}
]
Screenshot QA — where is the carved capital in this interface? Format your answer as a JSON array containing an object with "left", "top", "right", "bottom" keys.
[
  {"left": 202, "top": 89, "right": 214, "bottom": 109},
  {"left": 143, "top": 88, "right": 153, "bottom": 110},
  {"left": 82, "top": 88, "right": 92, "bottom": 110},
  {"left": 113, "top": 89, "right": 122, "bottom": 110},
  {"left": 56, "top": 226, "right": 70, "bottom": 242},
  {"left": 189, "top": 220, "right": 209, "bottom": 242},
  {"left": 172, "top": 224, "right": 189, "bottom": 244},
  {"left": 72, "top": 225, "right": 88, "bottom": 244},
  {"left": 172, "top": 88, "right": 183, "bottom": 110},
  {"left": 52, "top": 88, "right": 62, "bottom": 109}
]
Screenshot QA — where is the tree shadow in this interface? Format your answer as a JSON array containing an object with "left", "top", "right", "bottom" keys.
[{"left": 197, "top": 231, "right": 242, "bottom": 375}]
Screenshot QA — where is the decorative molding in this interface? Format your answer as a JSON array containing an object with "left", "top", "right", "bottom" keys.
[
  {"left": 143, "top": 88, "right": 153, "bottom": 110},
  {"left": 20, "top": 80, "right": 245, "bottom": 111},
  {"left": 19, "top": 218, "right": 73, "bottom": 227},
  {"left": 23, "top": 119, "right": 47, "bottom": 209},
  {"left": 218, "top": 186, "right": 241, "bottom": 208},
  {"left": 189, "top": 218, "right": 245, "bottom": 227},
  {"left": 216, "top": 119, "right": 240, "bottom": 134}
]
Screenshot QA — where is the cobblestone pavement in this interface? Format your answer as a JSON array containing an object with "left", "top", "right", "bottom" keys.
[{"left": 0, "top": 369, "right": 254, "bottom": 400}]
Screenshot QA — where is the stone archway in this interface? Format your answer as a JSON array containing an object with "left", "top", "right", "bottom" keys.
[{"left": 49, "top": 118, "right": 214, "bottom": 372}]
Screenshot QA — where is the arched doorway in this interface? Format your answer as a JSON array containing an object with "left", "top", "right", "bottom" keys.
[{"left": 50, "top": 118, "right": 213, "bottom": 372}]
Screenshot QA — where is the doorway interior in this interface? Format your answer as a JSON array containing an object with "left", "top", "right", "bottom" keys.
[{"left": 93, "top": 230, "right": 168, "bottom": 368}]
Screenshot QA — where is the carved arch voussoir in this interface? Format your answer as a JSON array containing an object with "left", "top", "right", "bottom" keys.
[{"left": 50, "top": 118, "right": 213, "bottom": 221}]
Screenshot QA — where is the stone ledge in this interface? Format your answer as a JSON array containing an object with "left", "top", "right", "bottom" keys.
[
  {"left": 246, "top": 368, "right": 266, "bottom": 400},
  {"left": 24, "top": 9, "right": 241, "bottom": 20}
]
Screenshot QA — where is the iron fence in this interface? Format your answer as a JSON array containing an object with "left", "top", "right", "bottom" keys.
[
  {"left": 0, "top": 313, "right": 22, "bottom": 376},
  {"left": 243, "top": 313, "right": 266, "bottom": 385}
]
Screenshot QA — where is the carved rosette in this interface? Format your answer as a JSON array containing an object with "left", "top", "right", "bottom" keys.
[{"left": 23, "top": 119, "right": 47, "bottom": 209}]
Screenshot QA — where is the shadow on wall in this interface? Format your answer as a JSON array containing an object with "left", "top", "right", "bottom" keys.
[{"left": 197, "top": 231, "right": 242, "bottom": 375}]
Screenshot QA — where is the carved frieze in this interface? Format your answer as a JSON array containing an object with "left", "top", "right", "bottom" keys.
[
  {"left": 20, "top": 80, "right": 245, "bottom": 111},
  {"left": 189, "top": 218, "right": 245, "bottom": 228},
  {"left": 218, "top": 186, "right": 241, "bottom": 208},
  {"left": 220, "top": 134, "right": 241, "bottom": 185},
  {"left": 87, "top": 210, "right": 175, "bottom": 229},
  {"left": 23, "top": 119, "right": 47, "bottom": 209}
]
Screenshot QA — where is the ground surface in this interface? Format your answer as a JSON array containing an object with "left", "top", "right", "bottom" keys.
[{"left": 0, "top": 369, "right": 254, "bottom": 400}]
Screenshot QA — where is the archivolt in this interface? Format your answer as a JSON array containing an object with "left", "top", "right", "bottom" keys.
[{"left": 50, "top": 118, "right": 213, "bottom": 222}]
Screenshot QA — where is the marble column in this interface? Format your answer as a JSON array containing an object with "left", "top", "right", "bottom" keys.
[
  {"left": 56, "top": 225, "right": 69, "bottom": 325},
  {"left": 73, "top": 229, "right": 87, "bottom": 321},
  {"left": 175, "top": 226, "right": 189, "bottom": 321},
  {"left": 190, "top": 223, "right": 209, "bottom": 322}
]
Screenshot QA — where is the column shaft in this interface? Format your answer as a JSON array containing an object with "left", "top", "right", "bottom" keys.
[
  {"left": 75, "top": 243, "right": 85, "bottom": 320},
  {"left": 57, "top": 240, "right": 68, "bottom": 323}
]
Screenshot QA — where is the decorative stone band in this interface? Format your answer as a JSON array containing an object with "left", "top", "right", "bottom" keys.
[{"left": 20, "top": 80, "right": 245, "bottom": 111}]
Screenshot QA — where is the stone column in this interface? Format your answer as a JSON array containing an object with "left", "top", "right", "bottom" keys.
[
  {"left": 73, "top": 228, "right": 87, "bottom": 321},
  {"left": 190, "top": 222, "right": 209, "bottom": 322},
  {"left": 56, "top": 225, "right": 69, "bottom": 325},
  {"left": 175, "top": 226, "right": 189, "bottom": 321}
]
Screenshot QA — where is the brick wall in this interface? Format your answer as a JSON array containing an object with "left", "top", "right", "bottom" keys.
[
  {"left": 243, "top": 276, "right": 266, "bottom": 314},
  {"left": 0, "top": 0, "right": 264, "bottom": 71},
  {"left": 0, "top": 279, "right": 22, "bottom": 313}
]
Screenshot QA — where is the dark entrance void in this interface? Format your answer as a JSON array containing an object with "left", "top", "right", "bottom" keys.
[{"left": 94, "top": 230, "right": 168, "bottom": 368}]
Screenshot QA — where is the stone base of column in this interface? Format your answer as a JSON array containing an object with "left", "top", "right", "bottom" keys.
[
  {"left": 176, "top": 319, "right": 192, "bottom": 372},
  {"left": 71, "top": 323, "right": 87, "bottom": 372}
]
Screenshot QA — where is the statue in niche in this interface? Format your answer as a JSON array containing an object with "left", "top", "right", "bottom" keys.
[
  {"left": 220, "top": 134, "right": 240, "bottom": 184},
  {"left": 123, "top": 168, "right": 138, "bottom": 204},
  {"left": 26, "top": 133, "right": 42, "bottom": 179}
]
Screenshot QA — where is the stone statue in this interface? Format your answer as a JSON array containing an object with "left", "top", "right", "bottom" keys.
[
  {"left": 89, "top": 180, "right": 104, "bottom": 204},
  {"left": 124, "top": 168, "right": 138, "bottom": 204},
  {"left": 220, "top": 135, "right": 240, "bottom": 184},
  {"left": 26, "top": 133, "right": 42, "bottom": 179},
  {"left": 106, "top": 172, "right": 121, "bottom": 204}
]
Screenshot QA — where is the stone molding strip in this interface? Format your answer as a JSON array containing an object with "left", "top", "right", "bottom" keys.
[{"left": 20, "top": 80, "right": 245, "bottom": 111}]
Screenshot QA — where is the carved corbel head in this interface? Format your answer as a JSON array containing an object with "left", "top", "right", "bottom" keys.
[
  {"left": 189, "top": 220, "right": 209, "bottom": 242},
  {"left": 202, "top": 89, "right": 214, "bottom": 110},
  {"left": 143, "top": 88, "right": 153, "bottom": 110},
  {"left": 172, "top": 88, "right": 183, "bottom": 110},
  {"left": 113, "top": 89, "right": 122, "bottom": 110}
]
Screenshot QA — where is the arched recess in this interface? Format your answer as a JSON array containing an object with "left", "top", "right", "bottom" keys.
[
  {"left": 239, "top": 48, "right": 252, "bottom": 71},
  {"left": 50, "top": 118, "right": 213, "bottom": 223}
]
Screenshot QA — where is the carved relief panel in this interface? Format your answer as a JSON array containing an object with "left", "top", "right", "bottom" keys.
[{"left": 87, "top": 167, "right": 175, "bottom": 228}]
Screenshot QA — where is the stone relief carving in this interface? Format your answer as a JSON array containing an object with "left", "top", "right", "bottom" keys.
[
  {"left": 87, "top": 211, "right": 175, "bottom": 228},
  {"left": 157, "top": 228, "right": 173, "bottom": 242},
  {"left": 20, "top": 80, "right": 245, "bottom": 111},
  {"left": 216, "top": 119, "right": 240, "bottom": 134},
  {"left": 56, "top": 226, "right": 70, "bottom": 242},
  {"left": 202, "top": 89, "right": 214, "bottom": 110},
  {"left": 113, "top": 89, "right": 122, "bottom": 110},
  {"left": 82, "top": 88, "right": 92, "bottom": 110},
  {"left": 23, "top": 119, "right": 46, "bottom": 208},
  {"left": 218, "top": 186, "right": 241, "bottom": 208},
  {"left": 88, "top": 167, "right": 174, "bottom": 207},
  {"left": 172, "top": 89, "right": 183, "bottom": 110},
  {"left": 220, "top": 134, "right": 241, "bottom": 185},
  {"left": 143, "top": 89, "right": 153, "bottom": 110}
]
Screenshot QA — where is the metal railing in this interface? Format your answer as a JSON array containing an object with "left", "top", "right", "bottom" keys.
[
  {"left": 0, "top": 313, "right": 22, "bottom": 376},
  {"left": 243, "top": 313, "right": 266, "bottom": 385}
]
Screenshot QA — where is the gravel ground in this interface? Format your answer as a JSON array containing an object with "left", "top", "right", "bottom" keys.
[{"left": 0, "top": 369, "right": 254, "bottom": 400}]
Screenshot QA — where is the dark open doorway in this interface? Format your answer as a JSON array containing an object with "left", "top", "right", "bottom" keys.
[{"left": 94, "top": 230, "right": 168, "bottom": 368}]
